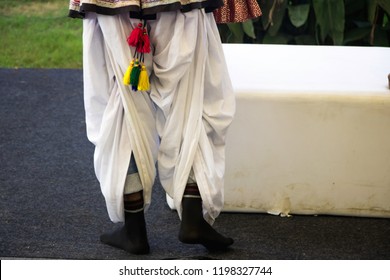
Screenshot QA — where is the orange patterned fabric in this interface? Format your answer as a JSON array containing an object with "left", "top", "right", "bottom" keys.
[{"left": 213, "top": 0, "right": 261, "bottom": 23}]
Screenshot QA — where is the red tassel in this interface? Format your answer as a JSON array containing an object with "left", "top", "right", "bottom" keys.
[
  {"left": 127, "top": 22, "right": 143, "bottom": 47},
  {"left": 140, "top": 28, "right": 150, "bottom": 53}
]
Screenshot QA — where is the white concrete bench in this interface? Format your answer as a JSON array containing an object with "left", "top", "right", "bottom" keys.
[{"left": 222, "top": 44, "right": 390, "bottom": 218}]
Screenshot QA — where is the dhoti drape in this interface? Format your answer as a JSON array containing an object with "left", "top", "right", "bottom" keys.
[{"left": 83, "top": 9, "right": 235, "bottom": 224}]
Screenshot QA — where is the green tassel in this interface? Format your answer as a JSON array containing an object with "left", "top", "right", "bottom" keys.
[{"left": 130, "top": 59, "right": 141, "bottom": 91}]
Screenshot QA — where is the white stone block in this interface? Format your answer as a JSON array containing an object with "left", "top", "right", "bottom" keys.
[{"left": 223, "top": 44, "right": 390, "bottom": 218}]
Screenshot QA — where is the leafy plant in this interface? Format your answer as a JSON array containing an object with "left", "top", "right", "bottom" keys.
[{"left": 218, "top": 0, "right": 390, "bottom": 46}]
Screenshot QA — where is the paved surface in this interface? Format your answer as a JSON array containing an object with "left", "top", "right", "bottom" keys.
[{"left": 0, "top": 68, "right": 389, "bottom": 260}]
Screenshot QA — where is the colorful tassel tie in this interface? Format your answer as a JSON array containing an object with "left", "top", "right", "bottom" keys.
[
  {"left": 127, "top": 22, "right": 143, "bottom": 47},
  {"left": 138, "top": 64, "right": 150, "bottom": 91},
  {"left": 129, "top": 59, "right": 141, "bottom": 91},
  {"left": 123, "top": 20, "right": 151, "bottom": 92},
  {"left": 125, "top": 60, "right": 150, "bottom": 91},
  {"left": 140, "top": 27, "right": 150, "bottom": 54},
  {"left": 123, "top": 59, "right": 134, "bottom": 85}
]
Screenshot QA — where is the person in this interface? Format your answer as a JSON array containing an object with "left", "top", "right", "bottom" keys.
[{"left": 68, "top": 0, "right": 261, "bottom": 255}]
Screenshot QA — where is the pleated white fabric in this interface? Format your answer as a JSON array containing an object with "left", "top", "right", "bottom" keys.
[
  {"left": 82, "top": 9, "right": 235, "bottom": 224},
  {"left": 83, "top": 13, "right": 159, "bottom": 223}
]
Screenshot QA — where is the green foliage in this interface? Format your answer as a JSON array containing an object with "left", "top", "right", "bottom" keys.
[
  {"left": 219, "top": 0, "right": 390, "bottom": 46},
  {"left": 313, "top": 0, "right": 345, "bottom": 44}
]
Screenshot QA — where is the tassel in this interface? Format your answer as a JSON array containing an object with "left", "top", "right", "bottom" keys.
[
  {"left": 140, "top": 27, "right": 150, "bottom": 54},
  {"left": 137, "top": 63, "right": 150, "bottom": 91},
  {"left": 123, "top": 59, "right": 134, "bottom": 85},
  {"left": 127, "top": 22, "right": 143, "bottom": 47},
  {"left": 124, "top": 21, "right": 151, "bottom": 92},
  {"left": 130, "top": 59, "right": 141, "bottom": 91}
]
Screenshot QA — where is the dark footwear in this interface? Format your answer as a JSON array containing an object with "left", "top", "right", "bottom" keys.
[
  {"left": 100, "top": 191, "right": 150, "bottom": 255},
  {"left": 100, "top": 210, "right": 150, "bottom": 255},
  {"left": 179, "top": 194, "right": 234, "bottom": 251}
]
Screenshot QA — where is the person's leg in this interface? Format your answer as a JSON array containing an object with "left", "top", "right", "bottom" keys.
[
  {"left": 100, "top": 156, "right": 150, "bottom": 254},
  {"left": 85, "top": 12, "right": 158, "bottom": 224},
  {"left": 179, "top": 181, "right": 233, "bottom": 250},
  {"left": 149, "top": 9, "right": 235, "bottom": 250},
  {"left": 83, "top": 11, "right": 158, "bottom": 254}
]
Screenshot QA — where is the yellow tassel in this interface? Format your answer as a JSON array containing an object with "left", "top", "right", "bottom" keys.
[
  {"left": 123, "top": 60, "right": 134, "bottom": 85},
  {"left": 137, "top": 64, "right": 150, "bottom": 91}
]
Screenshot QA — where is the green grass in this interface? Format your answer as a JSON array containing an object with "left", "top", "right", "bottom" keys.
[{"left": 0, "top": 0, "right": 83, "bottom": 68}]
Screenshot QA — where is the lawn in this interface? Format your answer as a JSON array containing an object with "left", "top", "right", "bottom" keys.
[{"left": 0, "top": 0, "right": 83, "bottom": 68}]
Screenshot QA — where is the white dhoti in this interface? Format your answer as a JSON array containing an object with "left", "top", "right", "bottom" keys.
[{"left": 83, "top": 9, "right": 235, "bottom": 224}]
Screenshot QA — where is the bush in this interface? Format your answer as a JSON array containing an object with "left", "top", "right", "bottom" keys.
[{"left": 218, "top": 0, "right": 390, "bottom": 46}]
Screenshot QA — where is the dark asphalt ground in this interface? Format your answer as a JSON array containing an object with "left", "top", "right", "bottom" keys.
[{"left": 0, "top": 68, "right": 389, "bottom": 260}]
